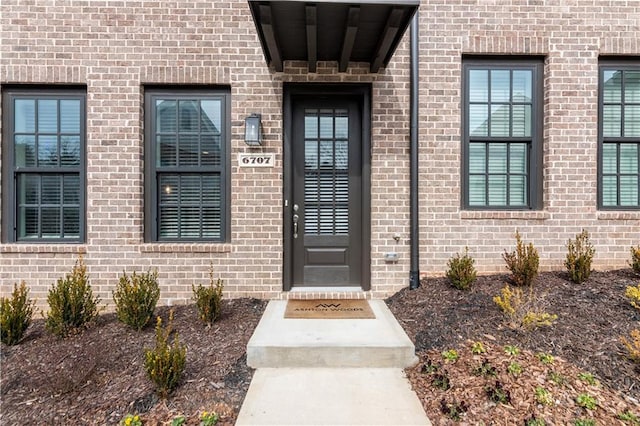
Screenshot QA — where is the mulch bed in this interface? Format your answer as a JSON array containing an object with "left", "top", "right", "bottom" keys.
[
  {"left": 387, "top": 269, "right": 640, "bottom": 424},
  {"left": 2, "top": 270, "right": 639, "bottom": 424},
  {"left": 0, "top": 298, "right": 266, "bottom": 425}
]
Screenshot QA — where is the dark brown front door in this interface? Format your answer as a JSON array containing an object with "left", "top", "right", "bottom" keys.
[{"left": 286, "top": 90, "right": 367, "bottom": 288}]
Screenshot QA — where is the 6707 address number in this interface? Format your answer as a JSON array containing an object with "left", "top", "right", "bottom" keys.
[{"left": 237, "top": 153, "right": 275, "bottom": 168}]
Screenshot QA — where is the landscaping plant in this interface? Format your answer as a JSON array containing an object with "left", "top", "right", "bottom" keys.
[
  {"left": 621, "top": 329, "right": 640, "bottom": 364},
  {"left": 0, "top": 281, "right": 35, "bottom": 345},
  {"left": 576, "top": 393, "right": 597, "bottom": 410},
  {"left": 445, "top": 247, "right": 477, "bottom": 290},
  {"left": 534, "top": 386, "right": 553, "bottom": 405},
  {"left": 200, "top": 411, "right": 219, "bottom": 426},
  {"left": 144, "top": 310, "right": 187, "bottom": 398},
  {"left": 578, "top": 372, "right": 599, "bottom": 387},
  {"left": 565, "top": 230, "right": 596, "bottom": 284},
  {"left": 442, "top": 349, "right": 459, "bottom": 363},
  {"left": 631, "top": 245, "right": 640, "bottom": 275},
  {"left": 626, "top": 283, "right": 640, "bottom": 312},
  {"left": 113, "top": 269, "right": 160, "bottom": 331},
  {"left": 485, "top": 380, "right": 510, "bottom": 404},
  {"left": 493, "top": 285, "right": 557, "bottom": 330},
  {"left": 502, "top": 231, "right": 539, "bottom": 286},
  {"left": 471, "top": 341, "right": 486, "bottom": 355},
  {"left": 440, "top": 398, "right": 468, "bottom": 421},
  {"left": 120, "top": 414, "right": 142, "bottom": 426},
  {"left": 192, "top": 265, "right": 224, "bottom": 325},
  {"left": 45, "top": 256, "right": 100, "bottom": 337}
]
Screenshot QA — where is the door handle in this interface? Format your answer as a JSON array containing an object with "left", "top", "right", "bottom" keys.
[{"left": 293, "top": 214, "right": 299, "bottom": 239}]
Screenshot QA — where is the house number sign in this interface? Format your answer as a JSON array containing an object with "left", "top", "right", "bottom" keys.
[{"left": 237, "top": 153, "right": 275, "bottom": 168}]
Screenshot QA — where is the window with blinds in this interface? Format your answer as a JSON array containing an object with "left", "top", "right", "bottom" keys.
[
  {"left": 463, "top": 59, "right": 543, "bottom": 209},
  {"left": 2, "top": 90, "right": 85, "bottom": 242},
  {"left": 599, "top": 62, "right": 640, "bottom": 208},
  {"left": 303, "top": 109, "right": 349, "bottom": 235},
  {"left": 145, "top": 91, "right": 228, "bottom": 242}
]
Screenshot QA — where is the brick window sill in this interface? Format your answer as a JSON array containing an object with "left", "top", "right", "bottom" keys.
[
  {"left": 140, "top": 243, "right": 233, "bottom": 253},
  {"left": 597, "top": 211, "right": 640, "bottom": 221},
  {"left": 0, "top": 244, "right": 87, "bottom": 254},
  {"left": 460, "top": 211, "right": 550, "bottom": 220}
]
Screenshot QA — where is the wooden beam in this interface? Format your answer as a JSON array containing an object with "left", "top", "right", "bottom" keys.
[
  {"left": 339, "top": 6, "right": 360, "bottom": 73},
  {"left": 259, "top": 4, "right": 283, "bottom": 72},
  {"left": 370, "top": 7, "right": 403, "bottom": 73},
  {"left": 306, "top": 4, "right": 317, "bottom": 73}
]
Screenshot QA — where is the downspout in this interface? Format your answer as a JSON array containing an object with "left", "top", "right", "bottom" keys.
[{"left": 409, "top": 10, "right": 420, "bottom": 290}]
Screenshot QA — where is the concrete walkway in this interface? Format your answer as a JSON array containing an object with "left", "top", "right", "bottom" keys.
[{"left": 236, "top": 300, "right": 431, "bottom": 425}]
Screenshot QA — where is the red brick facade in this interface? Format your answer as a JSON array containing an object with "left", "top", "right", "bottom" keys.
[{"left": 1, "top": 1, "right": 639, "bottom": 307}]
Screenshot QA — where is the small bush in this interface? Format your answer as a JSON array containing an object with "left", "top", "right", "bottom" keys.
[
  {"left": 445, "top": 247, "right": 477, "bottom": 290},
  {"left": 565, "top": 230, "right": 596, "bottom": 284},
  {"left": 576, "top": 393, "right": 597, "bottom": 410},
  {"left": 507, "top": 361, "right": 523, "bottom": 377},
  {"left": 45, "top": 256, "right": 100, "bottom": 337},
  {"left": 441, "top": 349, "right": 459, "bottom": 363},
  {"left": 502, "top": 231, "right": 539, "bottom": 286},
  {"left": 485, "top": 380, "right": 510, "bottom": 404},
  {"left": 574, "top": 419, "right": 596, "bottom": 426},
  {"left": 621, "top": 329, "right": 640, "bottom": 364},
  {"left": 144, "top": 310, "right": 187, "bottom": 398},
  {"left": 626, "top": 284, "right": 640, "bottom": 312},
  {"left": 192, "top": 265, "right": 224, "bottom": 325},
  {"left": 493, "top": 285, "right": 557, "bottom": 331},
  {"left": 630, "top": 245, "right": 640, "bottom": 275},
  {"left": 113, "top": 269, "right": 160, "bottom": 331},
  {"left": 525, "top": 417, "right": 546, "bottom": 426},
  {"left": 200, "top": 411, "right": 219, "bottom": 426},
  {"left": 534, "top": 387, "right": 554, "bottom": 406},
  {"left": 120, "top": 414, "right": 142, "bottom": 426},
  {"left": 471, "top": 341, "right": 486, "bottom": 355},
  {"left": 440, "top": 398, "right": 468, "bottom": 421},
  {"left": 578, "top": 372, "right": 599, "bottom": 387},
  {"left": 0, "top": 281, "right": 35, "bottom": 345}
]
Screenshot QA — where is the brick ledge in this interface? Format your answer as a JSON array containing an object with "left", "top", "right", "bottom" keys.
[
  {"left": 460, "top": 211, "right": 550, "bottom": 220},
  {"left": 597, "top": 211, "right": 640, "bottom": 221},
  {"left": 0, "top": 244, "right": 87, "bottom": 254},
  {"left": 139, "top": 243, "right": 233, "bottom": 253}
]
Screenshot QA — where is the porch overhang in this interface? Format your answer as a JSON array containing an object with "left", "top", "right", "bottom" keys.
[{"left": 247, "top": 0, "right": 419, "bottom": 73}]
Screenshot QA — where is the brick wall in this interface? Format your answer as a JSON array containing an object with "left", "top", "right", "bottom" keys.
[{"left": 0, "top": 0, "right": 638, "bottom": 308}]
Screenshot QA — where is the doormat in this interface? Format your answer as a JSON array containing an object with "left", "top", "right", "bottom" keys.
[{"left": 284, "top": 299, "right": 376, "bottom": 319}]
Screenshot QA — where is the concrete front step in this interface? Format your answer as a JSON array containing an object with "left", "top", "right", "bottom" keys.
[
  {"left": 235, "top": 368, "right": 431, "bottom": 426},
  {"left": 246, "top": 300, "right": 418, "bottom": 368}
]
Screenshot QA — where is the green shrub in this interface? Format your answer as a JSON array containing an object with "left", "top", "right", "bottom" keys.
[
  {"left": 0, "top": 281, "right": 35, "bottom": 345},
  {"left": 627, "top": 284, "right": 640, "bottom": 312},
  {"left": 144, "top": 311, "right": 186, "bottom": 398},
  {"left": 576, "top": 393, "right": 597, "bottom": 410},
  {"left": 192, "top": 266, "right": 223, "bottom": 325},
  {"left": 502, "top": 231, "right": 539, "bottom": 286},
  {"left": 113, "top": 269, "right": 160, "bottom": 331},
  {"left": 45, "top": 256, "right": 100, "bottom": 337},
  {"left": 631, "top": 245, "right": 640, "bottom": 275},
  {"left": 565, "top": 230, "right": 596, "bottom": 284},
  {"left": 445, "top": 247, "right": 477, "bottom": 290}
]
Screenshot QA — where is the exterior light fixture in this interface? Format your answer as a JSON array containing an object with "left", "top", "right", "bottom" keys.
[{"left": 244, "top": 113, "right": 263, "bottom": 146}]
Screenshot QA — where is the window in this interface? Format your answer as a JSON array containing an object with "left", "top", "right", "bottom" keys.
[
  {"left": 144, "top": 89, "right": 230, "bottom": 242},
  {"left": 462, "top": 59, "right": 543, "bottom": 209},
  {"left": 2, "top": 88, "right": 86, "bottom": 242},
  {"left": 599, "top": 61, "right": 640, "bottom": 209}
]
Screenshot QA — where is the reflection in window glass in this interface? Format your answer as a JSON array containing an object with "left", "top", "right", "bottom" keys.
[
  {"left": 9, "top": 93, "right": 84, "bottom": 241},
  {"left": 600, "top": 65, "right": 640, "bottom": 208},
  {"left": 150, "top": 94, "right": 227, "bottom": 241}
]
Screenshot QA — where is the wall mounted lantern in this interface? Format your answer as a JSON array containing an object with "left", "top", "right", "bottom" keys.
[{"left": 244, "top": 113, "right": 263, "bottom": 146}]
